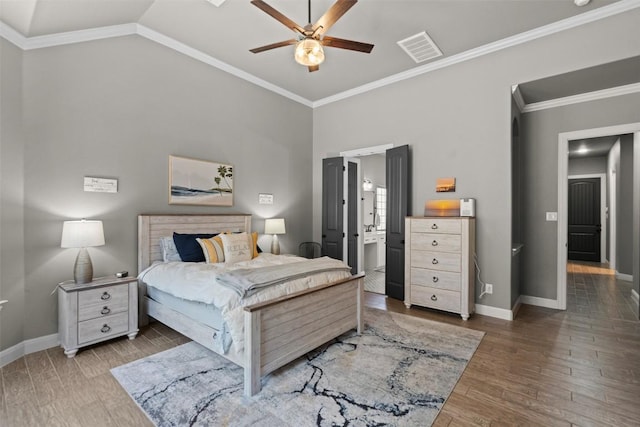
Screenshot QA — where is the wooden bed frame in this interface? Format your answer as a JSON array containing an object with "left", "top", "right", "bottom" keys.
[{"left": 137, "top": 214, "right": 364, "bottom": 396}]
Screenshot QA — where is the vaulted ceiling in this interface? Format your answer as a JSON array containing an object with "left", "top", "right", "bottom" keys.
[{"left": 2, "top": 0, "right": 638, "bottom": 106}]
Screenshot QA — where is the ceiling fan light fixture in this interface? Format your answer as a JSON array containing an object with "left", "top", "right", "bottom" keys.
[{"left": 294, "top": 38, "right": 325, "bottom": 66}]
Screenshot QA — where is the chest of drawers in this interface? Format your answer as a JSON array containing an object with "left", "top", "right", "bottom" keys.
[
  {"left": 404, "top": 217, "right": 476, "bottom": 320},
  {"left": 58, "top": 276, "right": 139, "bottom": 357}
]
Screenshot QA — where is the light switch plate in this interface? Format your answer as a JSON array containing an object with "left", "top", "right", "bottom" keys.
[{"left": 546, "top": 212, "right": 558, "bottom": 221}]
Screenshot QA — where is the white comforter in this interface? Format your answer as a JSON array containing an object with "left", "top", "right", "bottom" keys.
[{"left": 138, "top": 253, "right": 352, "bottom": 353}]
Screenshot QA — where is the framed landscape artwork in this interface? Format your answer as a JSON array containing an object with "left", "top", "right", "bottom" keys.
[{"left": 169, "top": 155, "right": 233, "bottom": 206}]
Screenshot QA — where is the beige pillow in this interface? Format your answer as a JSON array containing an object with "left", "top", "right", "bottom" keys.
[{"left": 220, "top": 232, "right": 252, "bottom": 263}]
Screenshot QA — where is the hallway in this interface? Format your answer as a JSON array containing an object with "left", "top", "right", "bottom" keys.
[{"left": 567, "top": 260, "right": 639, "bottom": 321}]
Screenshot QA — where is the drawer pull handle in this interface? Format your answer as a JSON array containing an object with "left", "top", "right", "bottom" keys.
[
  {"left": 432, "top": 276, "right": 439, "bottom": 283},
  {"left": 101, "top": 324, "right": 111, "bottom": 333},
  {"left": 431, "top": 295, "right": 438, "bottom": 301},
  {"left": 101, "top": 292, "right": 111, "bottom": 301},
  {"left": 101, "top": 306, "right": 111, "bottom": 315},
  {"left": 432, "top": 258, "right": 439, "bottom": 265},
  {"left": 431, "top": 224, "right": 438, "bottom": 229},
  {"left": 432, "top": 240, "right": 438, "bottom": 246}
]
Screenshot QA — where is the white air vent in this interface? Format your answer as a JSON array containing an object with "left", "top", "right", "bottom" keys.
[{"left": 397, "top": 31, "right": 442, "bottom": 63}]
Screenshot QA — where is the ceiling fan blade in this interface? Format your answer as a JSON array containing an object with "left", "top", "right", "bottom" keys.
[
  {"left": 308, "top": 65, "right": 320, "bottom": 72},
  {"left": 251, "top": 0, "right": 305, "bottom": 35},
  {"left": 313, "top": 0, "right": 357, "bottom": 35},
  {"left": 321, "top": 35, "right": 374, "bottom": 53},
  {"left": 250, "top": 39, "right": 297, "bottom": 54}
]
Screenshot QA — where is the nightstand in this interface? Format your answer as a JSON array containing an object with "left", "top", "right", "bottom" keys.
[{"left": 58, "top": 276, "right": 138, "bottom": 357}]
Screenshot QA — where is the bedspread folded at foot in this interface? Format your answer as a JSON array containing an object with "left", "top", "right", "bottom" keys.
[{"left": 216, "top": 256, "right": 351, "bottom": 298}]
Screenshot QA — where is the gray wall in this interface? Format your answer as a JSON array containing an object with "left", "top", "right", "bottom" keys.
[
  {"left": 0, "top": 39, "right": 26, "bottom": 350},
  {"left": 2, "top": 35, "right": 313, "bottom": 350},
  {"left": 568, "top": 156, "right": 607, "bottom": 175},
  {"left": 617, "top": 135, "right": 634, "bottom": 276},
  {"left": 312, "top": 8, "right": 640, "bottom": 310},
  {"left": 521, "top": 95, "right": 640, "bottom": 299}
]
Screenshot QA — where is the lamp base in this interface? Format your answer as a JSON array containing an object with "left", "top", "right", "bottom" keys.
[
  {"left": 74, "top": 247, "right": 94, "bottom": 284},
  {"left": 271, "top": 234, "right": 280, "bottom": 255}
]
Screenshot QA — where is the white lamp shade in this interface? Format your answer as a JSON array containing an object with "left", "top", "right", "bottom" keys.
[
  {"left": 264, "top": 218, "right": 286, "bottom": 235},
  {"left": 61, "top": 220, "right": 105, "bottom": 248}
]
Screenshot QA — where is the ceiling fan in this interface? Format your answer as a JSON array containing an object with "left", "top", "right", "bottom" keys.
[{"left": 249, "top": 0, "right": 374, "bottom": 72}]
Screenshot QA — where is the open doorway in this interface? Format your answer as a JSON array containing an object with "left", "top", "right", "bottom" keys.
[
  {"left": 558, "top": 124, "right": 640, "bottom": 320},
  {"left": 340, "top": 145, "right": 391, "bottom": 294}
]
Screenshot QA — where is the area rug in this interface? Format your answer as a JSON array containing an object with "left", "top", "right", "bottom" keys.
[{"left": 111, "top": 308, "right": 484, "bottom": 426}]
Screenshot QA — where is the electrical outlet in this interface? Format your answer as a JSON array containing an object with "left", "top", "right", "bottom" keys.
[{"left": 485, "top": 284, "right": 493, "bottom": 294}]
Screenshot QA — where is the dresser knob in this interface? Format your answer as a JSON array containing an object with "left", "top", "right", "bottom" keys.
[
  {"left": 431, "top": 295, "right": 438, "bottom": 301},
  {"left": 431, "top": 224, "right": 438, "bottom": 229},
  {"left": 432, "top": 258, "right": 439, "bottom": 265},
  {"left": 100, "top": 306, "right": 111, "bottom": 315},
  {"left": 432, "top": 276, "right": 439, "bottom": 283},
  {"left": 100, "top": 324, "right": 111, "bottom": 333},
  {"left": 101, "top": 292, "right": 111, "bottom": 301},
  {"left": 431, "top": 240, "right": 438, "bottom": 246}
]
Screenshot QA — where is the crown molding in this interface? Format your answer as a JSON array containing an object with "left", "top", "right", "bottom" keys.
[
  {"left": 1, "top": 0, "right": 639, "bottom": 109},
  {"left": 312, "top": 0, "right": 640, "bottom": 107},
  {"left": 135, "top": 25, "right": 313, "bottom": 107},
  {"left": 522, "top": 82, "right": 640, "bottom": 113},
  {"left": 511, "top": 85, "right": 526, "bottom": 112},
  {"left": 0, "top": 21, "right": 28, "bottom": 48}
]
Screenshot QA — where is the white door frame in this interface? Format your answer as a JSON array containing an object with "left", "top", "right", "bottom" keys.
[
  {"left": 557, "top": 122, "right": 640, "bottom": 310},
  {"left": 567, "top": 173, "right": 607, "bottom": 264},
  {"left": 341, "top": 144, "right": 393, "bottom": 274}
]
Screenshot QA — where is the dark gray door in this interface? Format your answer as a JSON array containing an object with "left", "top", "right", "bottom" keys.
[
  {"left": 322, "top": 157, "right": 344, "bottom": 260},
  {"left": 385, "top": 145, "right": 410, "bottom": 300},
  {"left": 347, "top": 161, "right": 358, "bottom": 274},
  {"left": 568, "top": 178, "right": 601, "bottom": 262}
]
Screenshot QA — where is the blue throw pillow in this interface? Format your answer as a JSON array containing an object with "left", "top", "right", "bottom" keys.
[{"left": 173, "top": 232, "right": 215, "bottom": 262}]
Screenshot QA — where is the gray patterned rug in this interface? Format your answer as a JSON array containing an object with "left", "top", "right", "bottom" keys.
[{"left": 111, "top": 308, "right": 484, "bottom": 426}]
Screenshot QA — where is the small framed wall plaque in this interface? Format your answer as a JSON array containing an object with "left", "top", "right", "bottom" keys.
[
  {"left": 84, "top": 177, "right": 118, "bottom": 193},
  {"left": 258, "top": 193, "right": 274, "bottom": 205}
]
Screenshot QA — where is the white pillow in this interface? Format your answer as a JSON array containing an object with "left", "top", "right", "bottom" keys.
[
  {"left": 159, "top": 236, "right": 182, "bottom": 262},
  {"left": 220, "top": 232, "right": 252, "bottom": 263}
]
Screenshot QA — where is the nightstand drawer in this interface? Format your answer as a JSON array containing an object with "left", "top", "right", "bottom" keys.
[
  {"left": 78, "top": 285, "right": 128, "bottom": 321},
  {"left": 411, "top": 250, "right": 461, "bottom": 272},
  {"left": 410, "top": 286, "right": 461, "bottom": 313},
  {"left": 78, "top": 312, "right": 129, "bottom": 345},
  {"left": 411, "top": 233, "right": 461, "bottom": 253},
  {"left": 411, "top": 218, "right": 461, "bottom": 234},
  {"left": 411, "top": 268, "right": 461, "bottom": 291}
]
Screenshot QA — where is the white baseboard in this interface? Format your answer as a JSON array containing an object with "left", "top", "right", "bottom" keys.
[
  {"left": 518, "top": 295, "right": 560, "bottom": 309},
  {"left": 475, "top": 303, "right": 514, "bottom": 321},
  {"left": 632, "top": 289, "right": 639, "bottom": 305},
  {"left": 615, "top": 272, "right": 633, "bottom": 282},
  {"left": 0, "top": 333, "right": 59, "bottom": 368}
]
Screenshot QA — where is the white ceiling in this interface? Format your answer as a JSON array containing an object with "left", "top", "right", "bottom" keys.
[{"left": 0, "top": 0, "right": 637, "bottom": 104}]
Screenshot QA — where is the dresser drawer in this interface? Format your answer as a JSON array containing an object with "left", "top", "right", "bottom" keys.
[
  {"left": 411, "top": 268, "right": 461, "bottom": 291},
  {"left": 411, "top": 218, "right": 461, "bottom": 234},
  {"left": 410, "top": 286, "right": 461, "bottom": 313},
  {"left": 78, "top": 285, "right": 128, "bottom": 321},
  {"left": 78, "top": 312, "right": 129, "bottom": 345},
  {"left": 411, "top": 250, "right": 461, "bottom": 272},
  {"left": 411, "top": 233, "right": 461, "bottom": 253}
]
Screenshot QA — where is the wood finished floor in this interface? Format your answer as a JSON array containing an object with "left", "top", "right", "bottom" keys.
[{"left": 1, "top": 262, "right": 638, "bottom": 426}]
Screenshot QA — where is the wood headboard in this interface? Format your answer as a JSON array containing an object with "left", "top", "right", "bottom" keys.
[{"left": 137, "top": 214, "right": 252, "bottom": 273}]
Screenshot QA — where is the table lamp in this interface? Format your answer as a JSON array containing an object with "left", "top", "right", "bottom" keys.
[
  {"left": 61, "top": 219, "right": 105, "bottom": 284},
  {"left": 264, "top": 218, "right": 286, "bottom": 255}
]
